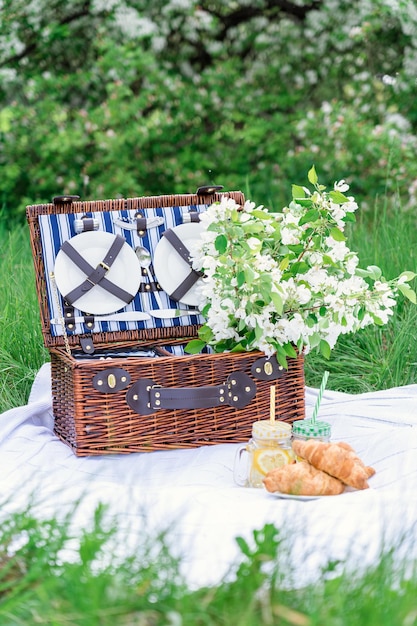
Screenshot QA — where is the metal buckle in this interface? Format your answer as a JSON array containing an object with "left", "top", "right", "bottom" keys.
[{"left": 151, "top": 384, "right": 162, "bottom": 406}]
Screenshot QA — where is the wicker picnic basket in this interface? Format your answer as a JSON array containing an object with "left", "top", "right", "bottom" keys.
[{"left": 26, "top": 189, "right": 305, "bottom": 456}]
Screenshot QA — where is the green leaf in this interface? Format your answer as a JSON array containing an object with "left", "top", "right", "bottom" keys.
[
  {"left": 372, "top": 315, "right": 385, "bottom": 326},
  {"left": 398, "top": 271, "right": 417, "bottom": 282},
  {"left": 275, "top": 347, "right": 289, "bottom": 369},
  {"left": 355, "top": 268, "right": 371, "bottom": 278},
  {"left": 299, "top": 209, "right": 320, "bottom": 226},
  {"left": 287, "top": 244, "right": 305, "bottom": 255},
  {"left": 255, "top": 324, "right": 263, "bottom": 340},
  {"left": 308, "top": 165, "right": 318, "bottom": 185},
  {"left": 290, "top": 261, "right": 309, "bottom": 275},
  {"left": 367, "top": 265, "right": 382, "bottom": 280},
  {"left": 271, "top": 291, "right": 283, "bottom": 315},
  {"left": 214, "top": 340, "right": 232, "bottom": 353},
  {"left": 235, "top": 536, "right": 251, "bottom": 557},
  {"left": 329, "top": 227, "right": 346, "bottom": 242},
  {"left": 322, "top": 254, "right": 334, "bottom": 266},
  {"left": 244, "top": 265, "right": 255, "bottom": 285},
  {"left": 215, "top": 234, "right": 228, "bottom": 254},
  {"left": 198, "top": 324, "right": 214, "bottom": 342},
  {"left": 329, "top": 190, "right": 349, "bottom": 204},
  {"left": 279, "top": 256, "right": 290, "bottom": 271},
  {"left": 184, "top": 339, "right": 206, "bottom": 354},
  {"left": 237, "top": 270, "right": 246, "bottom": 288},
  {"left": 245, "top": 301, "right": 253, "bottom": 316},
  {"left": 259, "top": 283, "right": 273, "bottom": 304},
  {"left": 309, "top": 333, "right": 321, "bottom": 349},
  {"left": 251, "top": 209, "right": 272, "bottom": 219},
  {"left": 230, "top": 343, "right": 247, "bottom": 352},
  {"left": 293, "top": 198, "right": 313, "bottom": 208},
  {"left": 398, "top": 284, "right": 417, "bottom": 304},
  {"left": 237, "top": 318, "right": 247, "bottom": 332},
  {"left": 319, "top": 339, "right": 331, "bottom": 359},
  {"left": 283, "top": 343, "right": 297, "bottom": 358},
  {"left": 242, "top": 222, "right": 264, "bottom": 236},
  {"left": 343, "top": 212, "right": 356, "bottom": 223},
  {"left": 292, "top": 184, "right": 306, "bottom": 199}
]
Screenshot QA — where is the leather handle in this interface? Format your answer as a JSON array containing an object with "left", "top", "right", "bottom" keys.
[{"left": 126, "top": 371, "right": 257, "bottom": 416}]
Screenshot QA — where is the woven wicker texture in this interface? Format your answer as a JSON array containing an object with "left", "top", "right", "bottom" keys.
[{"left": 51, "top": 347, "right": 305, "bottom": 456}]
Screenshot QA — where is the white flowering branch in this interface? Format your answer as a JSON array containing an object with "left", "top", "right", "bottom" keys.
[{"left": 186, "top": 166, "right": 416, "bottom": 367}]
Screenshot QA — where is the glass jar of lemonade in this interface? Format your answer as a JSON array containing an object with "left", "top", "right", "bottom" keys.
[{"left": 234, "top": 420, "right": 295, "bottom": 488}]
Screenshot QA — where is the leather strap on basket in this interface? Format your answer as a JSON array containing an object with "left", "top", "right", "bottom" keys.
[
  {"left": 161, "top": 228, "right": 204, "bottom": 302},
  {"left": 60, "top": 235, "right": 134, "bottom": 305},
  {"left": 126, "top": 371, "right": 257, "bottom": 415}
]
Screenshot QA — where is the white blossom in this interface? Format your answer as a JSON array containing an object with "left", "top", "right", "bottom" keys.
[
  {"left": 246, "top": 237, "right": 262, "bottom": 252},
  {"left": 334, "top": 179, "right": 350, "bottom": 192},
  {"left": 187, "top": 171, "right": 413, "bottom": 361},
  {"left": 281, "top": 227, "right": 300, "bottom": 246},
  {"left": 330, "top": 204, "right": 347, "bottom": 228},
  {"left": 344, "top": 199, "right": 358, "bottom": 213},
  {"left": 325, "top": 238, "right": 350, "bottom": 262}
]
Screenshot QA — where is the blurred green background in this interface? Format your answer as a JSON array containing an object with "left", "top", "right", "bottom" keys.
[{"left": 1, "top": 0, "right": 417, "bottom": 223}]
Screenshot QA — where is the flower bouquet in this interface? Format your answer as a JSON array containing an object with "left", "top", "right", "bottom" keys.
[{"left": 186, "top": 167, "right": 416, "bottom": 368}]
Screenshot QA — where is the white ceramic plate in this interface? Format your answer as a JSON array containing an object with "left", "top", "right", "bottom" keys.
[
  {"left": 54, "top": 231, "right": 142, "bottom": 314},
  {"left": 153, "top": 222, "right": 205, "bottom": 306},
  {"left": 270, "top": 492, "right": 324, "bottom": 501}
]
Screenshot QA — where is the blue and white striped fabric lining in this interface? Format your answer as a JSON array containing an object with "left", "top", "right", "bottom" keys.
[{"left": 39, "top": 203, "right": 209, "bottom": 340}]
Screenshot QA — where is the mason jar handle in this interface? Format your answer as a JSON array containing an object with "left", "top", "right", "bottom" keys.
[{"left": 233, "top": 445, "right": 250, "bottom": 487}]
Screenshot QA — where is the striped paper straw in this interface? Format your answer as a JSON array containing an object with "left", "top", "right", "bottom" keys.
[{"left": 311, "top": 370, "right": 329, "bottom": 423}]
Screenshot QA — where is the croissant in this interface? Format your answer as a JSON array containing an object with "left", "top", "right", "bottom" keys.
[
  {"left": 335, "top": 442, "right": 376, "bottom": 478},
  {"left": 292, "top": 440, "right": 374, "bottom": 490},
  {"left": 263, "top": 461, "right": 345, "bottom": 496}
]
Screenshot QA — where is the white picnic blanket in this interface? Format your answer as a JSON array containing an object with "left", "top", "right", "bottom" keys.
[{"left": 1, "top": 363, "right": 417, "bottom": 588}]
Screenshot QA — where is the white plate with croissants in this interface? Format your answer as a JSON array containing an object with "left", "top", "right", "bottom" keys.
[
  {"left": 263, "top": 440, "right": 375, "bottom": 498},
  {"left": 270, "top": 492, "right": 324, "bottom": 501}
]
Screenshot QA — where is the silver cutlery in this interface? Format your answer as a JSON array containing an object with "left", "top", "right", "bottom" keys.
[
  {"left": 135, "top": 245, "right": 164, "bottom": 309},
  {"left": 113, "top": 216, "right": 164, "bottom": 230},
  {"left": 50, "top": 311, "right": 151, "bottom": 325},
  {"left": 149, "top": 309, "right": 202, "bottom": 319}
]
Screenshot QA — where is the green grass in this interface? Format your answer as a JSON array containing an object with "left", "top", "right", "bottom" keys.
[
  {"left": 0, "top": 224, "right": 49, "bottom": 412},
  {"left": 304, "top": 198, "right": 417, "bottom": 391},
  {"left": 1, "top": 507, "right": 417, "bottom": 625}
]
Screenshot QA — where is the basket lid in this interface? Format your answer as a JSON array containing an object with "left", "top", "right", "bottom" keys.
[{"left": 26, "top": 190, "right": 245, "bottom": 351}]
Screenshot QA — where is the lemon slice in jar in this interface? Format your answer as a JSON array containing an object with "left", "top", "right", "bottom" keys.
[{"left": 253, "top": 448, "right": 293, "bottom": 475}]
